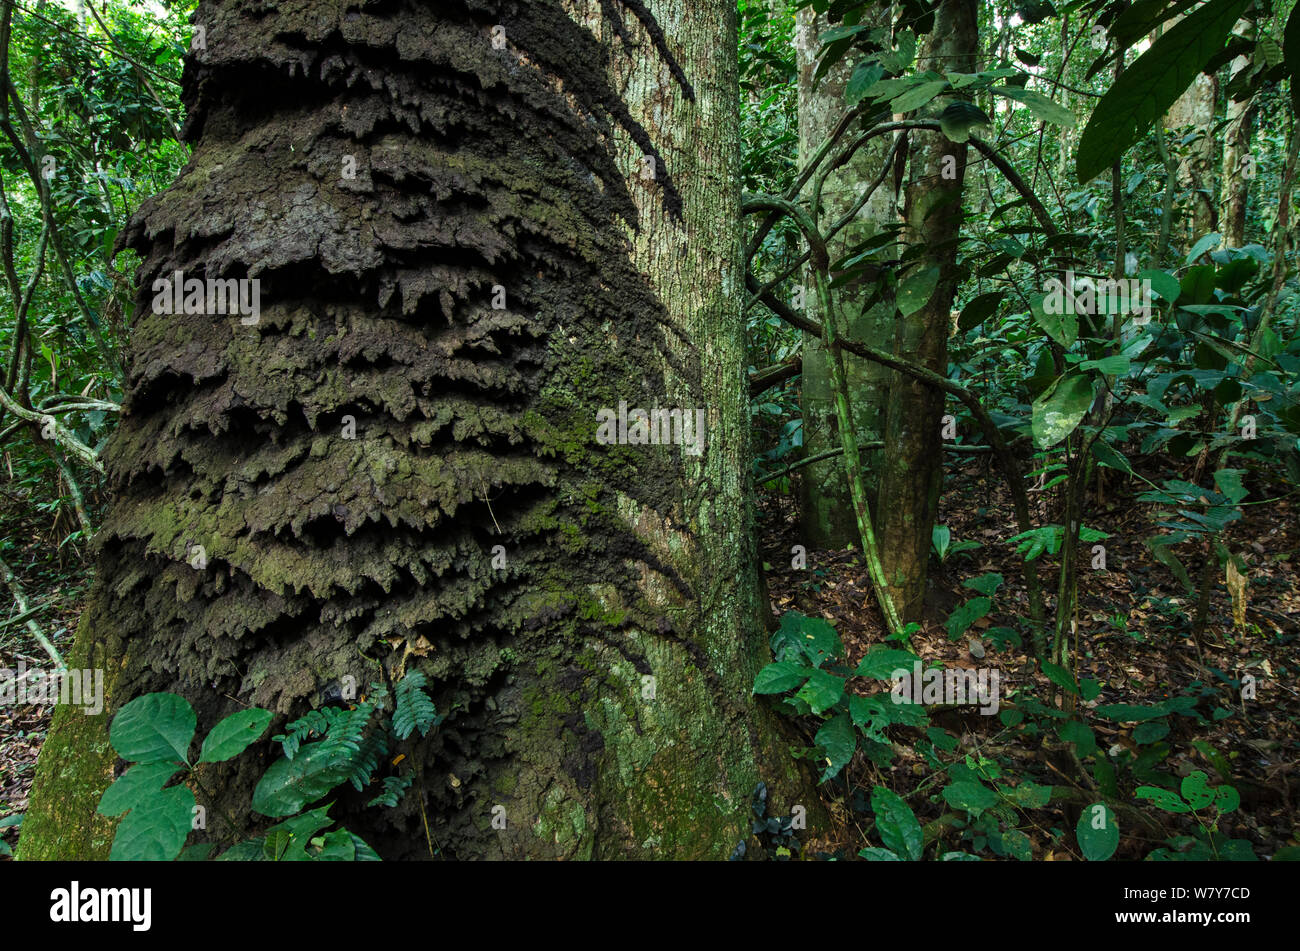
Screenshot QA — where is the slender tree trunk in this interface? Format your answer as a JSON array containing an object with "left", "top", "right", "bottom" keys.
[
  {"left": 1219, "top": 19, "right": 1256, "bottom": 249},
  {"left": 876, "top": 0, "right": 977, "bottom": 622},
  {"left": 19, "top": 0, "right": 809, "bottom": 861},
  {"left": 794, "top": 7, "right": 897, "bottom": 548},
  {"left": 1165, "top": 15, "right": 1219, "bottom": 248}
]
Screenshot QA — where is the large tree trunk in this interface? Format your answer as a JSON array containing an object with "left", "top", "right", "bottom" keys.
[
  {"left": 794, "top": 7, "right": 897, "bottom": 549},
  {"left": 876, "top": 0, "right": 977, "bottom": 622},
  {"left": 19, "top": 0, "right": 807, "bottom": 861}
]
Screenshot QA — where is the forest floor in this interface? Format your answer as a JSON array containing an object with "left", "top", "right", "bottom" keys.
[
  {"left": 1, "top": 459, "right": 1296, "bottom": 860},
  {"left": 758, "top": 457, "right": 1299, "bottom": 860},
  {"left": 0, "top": 491, "right": 89, "bottom": 856}
]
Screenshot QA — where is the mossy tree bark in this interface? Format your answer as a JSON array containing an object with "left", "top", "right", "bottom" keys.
[
  {"left": 1165, "top": 13, "right": 1220, "bottom": 248},
  {"left": 20, "top": 0, "right": 809, "bottom": 861},
  {"left": 794, "top": 7, "right": 897, "bottom": 548},
  {"left": 1219, "top": 18, "right": 1256, "bottom": 250},
  {"left": 876, "top": 0, "right": 976, "bottom": 622}
]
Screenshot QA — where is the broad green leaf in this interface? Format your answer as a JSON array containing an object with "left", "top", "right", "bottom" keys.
[
  {"left": 932, "top": 523, "right": 951, "bottom": 556},
  {"left": 1079, "top": 355, "right": 1130, "bottom": 376},
  {"left": 815, "top": 713, "right": 857, "bottom": 782},
  {"left": 938, "top": 101, "right": 991, "bottom": 142},
  {"left": 1138, "top": 268, "right": 1181, "bottom": 303},
  {"left": 992, "top": 85, "right": 1075, "bottom": 127},
  {"left": 315, "top": 829, "right": 356, "bottom": 861},
  {"left": 858, "top": 846, "right": 901, "bottom": 860},
  {"left": 945, "top": 597, "right": 991, "bottom": 640},
  {"left": 109, "top": 692, "right": 197, "bottom": 765},
  {"left": 1076, "top": 0, "right": 1250, "bottom": 182},
  {"left": 753, "top": 661, "right": 811, "bottom": 694},
  {"left": 1180, "top": 264, "right": 1216, "bottom": 304},
  {"left": 1058, "top": 719, "right": 1097, "bottom": 756},
  {"left": 871, "top": 786, "right": 924, "bottom": 861},
  {"left": 1076, "top": 803, "right": 1119, "bottom": 860},
  {"left": 199, "top": 708, "right": 274, "bottom": 764},
  {"left": 1110, "top": 0, "right": 1200, "bottom": 48},
  {"left": 847, "top": 61, "right": 884, "bottom": 105},
  {"left": 263, "top": 827, "right": 298, "bottom": 861},
  {"left": 1017, "top": 0, "right": 1057, "bottom": 26},
  {"left": 1030, "top": 292, "right": 1078, "bottom": 347},
  {"left": 1147, "top": 537, "right": 1195, "bottom": 592},
  {"left": 1185, "top": 232, "right": 1222, "bottom": 264},
  {"left": 1215, "top": 785, "right": 1241, "bottom": 814},
  {"left": 1213, "top": 468, "right": 1248, "bottom": 504},
  {"left": 1090, "top": 439, "right": 1133, "bottom": 474},
  {"left": 771, "top": 611, "right": 843, "bottom": 667},
  {"left": 890, "top": 79, "right": 948, "bottom": 113},
  {"left": 109, "top": 785, "right": 195, "bottom": 861},
  {"left": 252, "top": 744, "right": 351, "bottom": 817},
  {"left": 1032, "top": 373, "right": 1094, "bottom": 449},
  {"left": 1132, "top": 720, "right": 1170, "bottom": 744},
  {"left": 855, "top": 646, "right": 921, "bottom": 680},
  {"left": 963, "top": 572, "right": 1003, "bottom": 597},
  {"left": 1041, "top": 660, "right": 1080, "bottom": 696},
  {"left": 942, "top": 781, "right": 998, "bottom": 814},
  {"left": 818, "top": 23, "right": 871, "bottom": 45},
  {"left": 897, "top": 266, "right": 941, "bottom": 317},
  {"left": 218, "top": 840, "right": 267, "bottom": 861},
  {"left": 98, "top": 762, "right": 183, "bottom": 817},
  {"left": 927, "top": 727, "right": 959, "bottom": 752},
  {"left": 1220, "top": 838, "right": 1257, "bottom": 861},
  {"left": 1094, "top": 703, "right": 1170, "bottom": 722},
  {"left": 796, "top": 668, "right": 846, "bottom": 714},
  {"left": 264, "top": 805, "right": 335, "bottom": 860},
  {"left": 958, "top": 291, "right": 1005, "bottom": 332}
]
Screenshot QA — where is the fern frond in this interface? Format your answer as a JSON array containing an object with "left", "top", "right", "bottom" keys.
[
  {"left": 366, "top": 773, "right": 413, "bottom": 809},
  {"left": 393, "top": 671, "right": 440, "bottom": 740},
  {"left": 274, "top": 708, "right": 331, "bottom": 760}
]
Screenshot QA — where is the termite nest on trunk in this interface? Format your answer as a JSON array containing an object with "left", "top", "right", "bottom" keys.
[{"left": 78, "top": 0, "right": 715, "bottom": 857}]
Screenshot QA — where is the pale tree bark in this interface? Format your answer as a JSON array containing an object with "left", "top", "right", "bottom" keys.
[
  {"left": 794, "top": 7, "right": 898, "bottom": 548},
  {"left": 876, "top": 0, "right": 977, "bottom": 622},
  {"left": 1165, "top": 13, "right": 1220, "bottom": 247},
  {"left": 1219, "top": 18, "right": 1257, "bottom": 249},
  {"left": 20, "top": 0, "right": 809, "bottom": 861}
]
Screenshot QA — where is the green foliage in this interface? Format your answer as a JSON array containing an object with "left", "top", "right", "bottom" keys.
[
  {"left": 754, "top": 610, "right": 926, "bottom": 781},
  {"left": 393, "top": 670, "right": 442, "bottom": 740},
  {"left": 1077, "top": 0, "right": 1253, "bottom": 183},
  {"left": 860, "top": 786, "right": 923, "bottom": 860},
  {"left": 1138, "top": 771, "right": 1254, "bottom": 860},
  {"left": 0, "top": 813, "right": 23, "bottom": 858},
  {"left": 1076, "top": 803, "right": 1120, "bottom": 861},
  {"left": 97, "top": 692, "right": 215, "bottom": 861},
  {"left": 96, "top": 669, "right": 439, "bottom": 861},
  {"left": 931, "top": 524, "right": 981, "bottom": 562}
]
